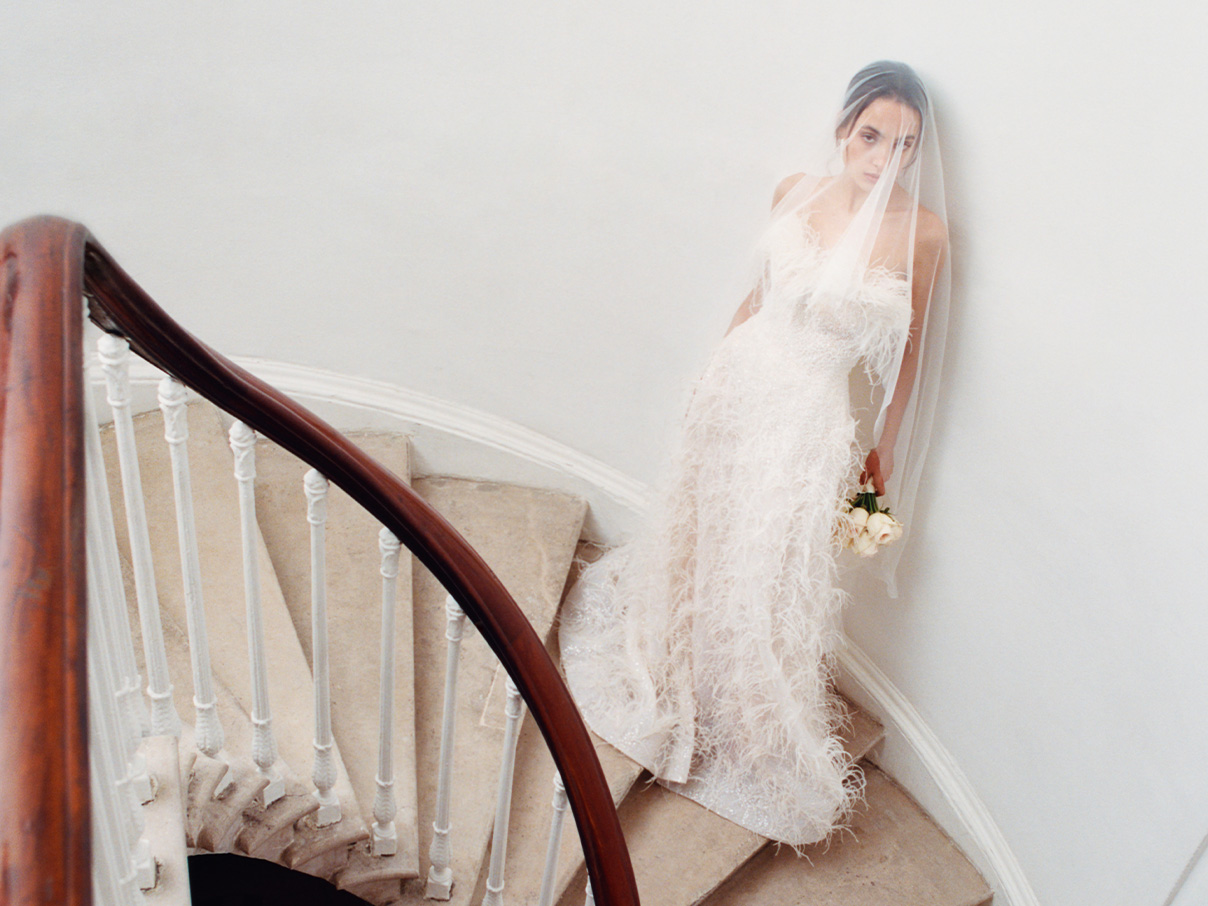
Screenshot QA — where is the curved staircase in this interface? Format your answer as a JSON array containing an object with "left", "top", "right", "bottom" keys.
[
  {"left": 101, "top": 396, "right": 991, "bottom": 906},
  {"left": 0, "top": 217, "right": 991, "bottom": 906}
]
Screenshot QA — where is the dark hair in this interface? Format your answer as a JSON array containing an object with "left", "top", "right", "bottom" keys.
[{"left": 837, "top": 61, "right": 928, "bottom": 136}]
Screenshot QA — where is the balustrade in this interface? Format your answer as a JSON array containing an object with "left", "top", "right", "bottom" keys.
[
  {"left": 482, "top": 676, "right": 525, "bottom": 906},
  {"left": 427, "top": 594, "right": 469, "bottom": 899},
  {"left": 305, "top": 468, "right": 342, "bottom": 825},
  {"left": 0, "top": 216, "right": 638, "bottom": 906},
  {"left": 98, "top": 334, "right": 180, "bottom": 739},
  {"left": 373, "top": 527, "right": 404, "bottom": 855},
  {"left": 229, "top": 420, "right": 284, "bottom": 806},
  {"left": 86, "top": 552, "right": 152, "bottom": 900},
  {"left": 157, "top": 377, "right": 233, "bottom": 795},
  {"left": 537, "top": 772, "right": 570, "bottom": 906},
  {"left": 84, "top": 382, "right": 153, "bottom": 803}
]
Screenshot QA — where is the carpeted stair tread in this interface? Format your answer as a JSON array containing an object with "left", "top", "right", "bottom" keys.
[
  {"left": 554, "top": 695, "right": 883, "bottom": 906},
  {"left": 391, "top": 477, "right": 587, "bottom": 906},
  {"left": 473, "top": 608, "right": 643, "bottom": 906},
  {"left": 97, "top": 398, "right": 995, "bottom": 906},
  {"left": 704, "top": 764, "right": 993, "bottom": 906}
]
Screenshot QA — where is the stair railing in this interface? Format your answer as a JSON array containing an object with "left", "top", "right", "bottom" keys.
[
  {"left": 0, "top": 215, "right": 639, "bottom": 906},
  {"left": 0, "top": 219, "right": 90, "bottom": 906}
]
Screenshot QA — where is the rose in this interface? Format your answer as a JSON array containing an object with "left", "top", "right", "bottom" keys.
[
  {"left": 840, "top": 506, "right": 870, "bottom": 547},
  {"left": 885, "top": 517, "right": 903, "bottom": 544},
  {"left": 865, "top": 511, "right": 903, "bottom": 546},
  {"left": 851, "top": 530, "right": 878, "bottom": 558}
]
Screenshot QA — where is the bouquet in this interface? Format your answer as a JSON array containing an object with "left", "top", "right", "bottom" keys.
[{"left": 842, "top": 482, "right": 904, "bottom": 558}]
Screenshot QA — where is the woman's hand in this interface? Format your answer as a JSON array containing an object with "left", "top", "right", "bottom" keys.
[{"left": 860, "top": 447, "right": 894, "bottom": 497}]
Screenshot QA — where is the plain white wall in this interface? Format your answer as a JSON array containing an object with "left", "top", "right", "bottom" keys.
[{"left": 6, "top": 3, "right": 1208, "bottom": 904}]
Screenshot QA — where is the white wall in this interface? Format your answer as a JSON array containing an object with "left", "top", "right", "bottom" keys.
[{"left": 6, "top": 3, "right": 1208, "bottom": 904}]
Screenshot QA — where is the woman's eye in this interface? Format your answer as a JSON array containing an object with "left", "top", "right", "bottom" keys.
[{"left": 862, "top": 133, "right": 876, "bottom": 144}]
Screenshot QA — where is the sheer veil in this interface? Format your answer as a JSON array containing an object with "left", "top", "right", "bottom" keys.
[{"left": 748, "top": 61, "right": 950, "bottom": 596}]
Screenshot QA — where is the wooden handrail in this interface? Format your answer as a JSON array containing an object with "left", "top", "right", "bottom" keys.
[
  {"left": 0, "top": 215, "right": 638, "bottom": 905},
  {"left": 0, "top": 218, "right": 91, "bottom": 905}
]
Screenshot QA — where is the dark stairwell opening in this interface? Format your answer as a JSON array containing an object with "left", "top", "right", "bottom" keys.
[{"left": 189, "top": 854, "right": 373, "bottom": 906}]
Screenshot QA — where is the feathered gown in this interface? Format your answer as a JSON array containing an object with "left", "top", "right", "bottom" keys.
[{"left": 559, "top": 218, "right": 912, "bottom": 845}]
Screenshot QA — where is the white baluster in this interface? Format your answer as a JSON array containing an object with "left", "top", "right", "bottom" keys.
[
  {"left": 91, "top": 767, "right": 144, "bottom": 906},
  {"left": 90, "top": 739, "right": 146, "bottom": 906},
  {"left": 229, "top": 421, "right": 283, "bottom": 806},
  {"left": 157, "top": 378, "right": 232, "bottom": 796},
  {"left": 536, "top": 773, "right": 569, "bottom": 906},
  {"left": 372, "top": 528, "right": 403, "bottom": 855},
  {"left": 584, "top": 879, "right": 596, "bottom": 906},
  {"left": 426, "top": 594, "right": 468, "bottom": 899},
  {"left": 85, "top": 379, "right": 153, "bottom": 803},
  {"left": 98, "top": 334, "right": 181, "bottom": 738},
  {"left": 87, "top": 552, "right": 153, "bottom": 896},
  {"left": 482, "top": 677, "right": 525, "bottom": 906},
  {"left": 305, "top": 469, "right": 341, "bottom": 825}
]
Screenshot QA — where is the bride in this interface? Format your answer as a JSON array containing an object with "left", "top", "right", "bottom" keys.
[{"left": 559, "top": 61, "right": 950, "bottom": 845}]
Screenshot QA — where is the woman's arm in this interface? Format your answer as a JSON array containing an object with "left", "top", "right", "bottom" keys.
[
  {"left": 725, "top": 289, "right": 758, "bottom": 335},
  {"left": 862, "top": 211, "right": 948, "bottom": 495}
]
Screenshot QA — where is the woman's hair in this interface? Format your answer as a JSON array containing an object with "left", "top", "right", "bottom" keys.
[{"left": 836, "top": 61, "right": 929, "bottom": 135}]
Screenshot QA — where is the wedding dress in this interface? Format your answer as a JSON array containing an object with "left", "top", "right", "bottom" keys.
[
  {"left": 559, "top": 218, "right": 911, "bottom": 844},
  {"left": 559, "top": 62, "right": 948, "bottom": 845}
]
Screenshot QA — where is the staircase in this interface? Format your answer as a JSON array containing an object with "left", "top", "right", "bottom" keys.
[
  {"left": 99, "top": 395, "right": 991, "bottom": 906},
  {"left": 0, "top": 217, "right": 991, "bottom": 906}
]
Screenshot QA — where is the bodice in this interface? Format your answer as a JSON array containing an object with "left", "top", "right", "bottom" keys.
[{"left": 753, "top": 216, "right": 912, "bottom": 383}]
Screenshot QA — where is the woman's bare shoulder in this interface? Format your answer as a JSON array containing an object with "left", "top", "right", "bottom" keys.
[
  {"left": 915, "top": 205, "right": 948, "bottom": 251},
  {"left": 772, "top": 173, "right": 808, "bottom": 209}
]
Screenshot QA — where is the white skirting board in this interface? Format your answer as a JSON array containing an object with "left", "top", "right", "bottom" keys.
[{"left": 89, "top": 352, "right": 1035, "bottom": 906}]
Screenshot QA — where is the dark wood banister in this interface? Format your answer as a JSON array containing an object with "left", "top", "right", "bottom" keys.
[
  {"left": 0, "top": 218, "right": 90, "bottom": 904},
  {"left": 0, "top": 215, "right": 639, "bottom": 906}
]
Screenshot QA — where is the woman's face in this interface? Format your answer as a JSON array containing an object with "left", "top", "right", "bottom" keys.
[{"left": 840, "top": 97, "right": 921, "bottom": 191}]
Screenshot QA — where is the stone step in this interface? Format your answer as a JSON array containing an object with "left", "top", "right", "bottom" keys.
[
  {"left": 140, "top": 735, "right": 190, "bottom": 906},
  {"left": 468, "top": 718, "right": 643, "bottom": 906},
  {"left": 253, "top": 433, "right": 420, "bottom": 897},
  {"left": 704, "top": 764, "right": 993, "bottom": 906},
  {"left": 102, "top": 399, "right": 993, "bottom": 906},
  {"left": 466, "top": 590, "right": 643, "bottom": 906},
  {"left": 388, "top": 477, "right": 588, "bottom": 906},
  {"left": 553, "top": 696, "right": 884, "bottom": 906},
  {"left": 100, "top": 401, "right": 364, "bottom": 873}
]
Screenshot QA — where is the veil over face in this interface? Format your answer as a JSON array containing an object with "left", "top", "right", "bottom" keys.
[{"left": 750, "top": 61, "right": 950, "bottom": 595}]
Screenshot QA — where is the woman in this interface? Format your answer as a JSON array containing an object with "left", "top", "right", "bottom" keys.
[{"left": 560, "top": 62, "right": 950, "bottom": 845}]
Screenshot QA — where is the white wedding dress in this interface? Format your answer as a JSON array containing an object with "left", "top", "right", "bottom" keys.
[{"left": 559, "top": 217, "right": 912, "bottom": 845}]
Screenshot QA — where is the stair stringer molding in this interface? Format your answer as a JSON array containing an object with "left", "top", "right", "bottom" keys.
[{"left": 95, "top": 353, "right": 1035, "bottom": 906}]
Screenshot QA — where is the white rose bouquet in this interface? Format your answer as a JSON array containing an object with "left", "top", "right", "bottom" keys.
[{"left": 841, "top": 482, "right": 904, "bottom": 558}]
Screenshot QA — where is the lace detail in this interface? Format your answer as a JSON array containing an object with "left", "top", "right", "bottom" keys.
[{"left": 560, "top": 220, "right": 910, "bottom": 845}]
